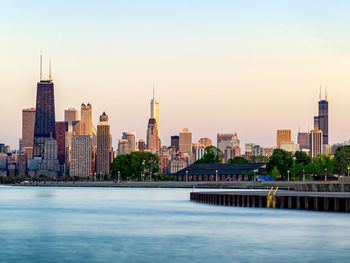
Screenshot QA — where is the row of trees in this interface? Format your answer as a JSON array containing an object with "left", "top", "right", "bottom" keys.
[
  {"left": 266, "top": 146, "right": 350, "bottom": 179},
  {"left": 110, "top": 151, "right": 159, "bottom": 181},
  {"left": 193, "top": 145, "right": 350, "bottom": 179}
]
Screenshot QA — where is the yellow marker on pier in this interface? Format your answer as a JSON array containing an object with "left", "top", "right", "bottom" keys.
[
  {"left": 267, "top": 187, "right": 278, "bottom": 208},
  {"left": 192, "top": 186, "right": 196, "bottom": 192}
]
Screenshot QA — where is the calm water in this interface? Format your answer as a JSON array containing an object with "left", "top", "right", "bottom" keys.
[{"left": 0, "top": 186, "right": 349, "bottom": 263}]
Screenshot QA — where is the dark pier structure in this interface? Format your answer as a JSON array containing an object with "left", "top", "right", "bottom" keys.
[{"left": 190, "top": 190, "right": 350, "bottom": 213}]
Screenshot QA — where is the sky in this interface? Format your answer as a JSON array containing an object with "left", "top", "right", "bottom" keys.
[{"left": 1, "top": 0, "right": 350, "bottom": 151}]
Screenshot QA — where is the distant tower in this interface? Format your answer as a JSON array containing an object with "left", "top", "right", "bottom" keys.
[
  {"left": 118, "top": 139, "right": 129, "bottom": 155},
  {"left": 65, "top": 108, "right": 79, "bottom": 131},
  {"left": 276, "top": 129, "right": 291, "bottom": 148},
  {"left": 122, "top": 132, "right": 136, "bottom": 153},
  {"left": 96, "top": 112, "right": 112, "bottom": 175},
  {"left": 33, "top": 53, "right": 56, "bottom": 158},
  {"left": 310, "top": 129, "right": 323, "bottom": 157},
  {"left": 55, "top": 121, "right": 68, "bottom": 174},
  {"left": 318, "top": 89, "right": 329, "bottom": 145},
  {"left": 171, "top": 136, "right": 180, "bottom": 152},
  {"left": 138, "top": 139, "right": 146, "bottom": 152},
  {"left": 81, "top": 103, "right": 92, "bottom": 137},
  {"left": 147, "top": 118, "right": 161, "bottom": 152},
  {"left": 22, "top": 107, "right": 36, "bottom": 159},
  {"left": 179, "top": 128, "right": 193, "bottom": 158},
  {"left": 313, "top": 86, "right": 329, "bottom": 145},
  {"left": 70, "top": 135, "right": 92, "bottom": 177},
  {"left": 150, "top": 88, "right": 160, "bottom": 138}
]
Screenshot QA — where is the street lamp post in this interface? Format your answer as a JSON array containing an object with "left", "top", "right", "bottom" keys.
[
  {"left": 287, "top": 170, "right": 290, "bottom": 182},
  {"left": 118, "top": 171, "right": 121, "bottom": 183},
  {"left": 216, "top": 170, "right": 218, "bottom": 182},
  {"left": 303, "top": 170, "right": 305, "bottom": 182},
  {"left": 293, "top": 157, "right": 296, "bottom": 180},
  {"left": 325, "top": 168, "right": 327, "bottom": 182},
  {"left": 150, "top": 172, "right": 153, "bottom": 181},
  {"left": 186, "top": 171, "right": 188, "bottom": 182}
]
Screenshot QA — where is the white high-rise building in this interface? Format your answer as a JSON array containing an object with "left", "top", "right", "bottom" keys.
[
  {"left": 150, "top": 89, "right": 160, "bottom": 138},
  {"left": 70, "top": 135, "right": 92, "bottom": 177}
]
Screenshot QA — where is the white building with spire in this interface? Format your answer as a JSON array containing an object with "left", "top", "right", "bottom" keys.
[{"left": 150, "top": 88, "right": 160, "bottom": 138}]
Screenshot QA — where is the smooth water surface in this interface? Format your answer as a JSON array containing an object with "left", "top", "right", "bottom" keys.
[{"left": 0, "top": 186, "right": 349, "bottom": 263}]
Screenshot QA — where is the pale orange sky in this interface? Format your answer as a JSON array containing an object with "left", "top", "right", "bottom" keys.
[{"left": 1, "top": 1, "right": 350, "bottom": 150}]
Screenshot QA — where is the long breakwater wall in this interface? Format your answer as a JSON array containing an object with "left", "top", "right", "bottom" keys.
[{"left": 190, "top": 190, "right": 350, "bottom": 213}]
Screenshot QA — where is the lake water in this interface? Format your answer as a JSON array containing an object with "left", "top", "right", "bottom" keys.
[{"left": 0, "top": 186, "right": 349, "bottom": 263}]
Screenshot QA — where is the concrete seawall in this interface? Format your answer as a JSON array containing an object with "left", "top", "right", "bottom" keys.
[{"left": 190, "top": 191, "right": 350, "bottom": 213}]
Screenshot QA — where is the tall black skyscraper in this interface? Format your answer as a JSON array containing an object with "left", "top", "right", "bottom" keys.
[
  {"left": 318, "top": 99, "right": 328, "bottom": 145},
  {"left": 313, "top": 87, "right": 328, "bottom": 145},
  {"left": 33, "top": 55, "right": 56, "bottom": 158}
]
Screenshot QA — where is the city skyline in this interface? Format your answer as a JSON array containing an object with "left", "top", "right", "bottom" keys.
[{"left": 2, "top": 1, "right": 350, "bottom": 149}]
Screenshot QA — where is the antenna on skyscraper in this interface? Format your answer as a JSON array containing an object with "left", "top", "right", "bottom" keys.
[
  {"left": 49, "top": 57, "right": 52, "bottom": 81},
  {"left": 153, "top": 85, "right": 155, "bottom": 100},
  {"left": 325, "top": 85, "right": 328, "bottom": 101},
  {"left": 40, "top": 50, "right": 43, "bottom": 81},
  {"left": 319, "top": 85, "right": 322, "bottom": 100}
]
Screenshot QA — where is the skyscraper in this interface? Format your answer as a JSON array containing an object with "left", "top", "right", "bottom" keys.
[
  {"left": 22, "top": 107, "right": 36, "bottom": 159},
  {"left": 122, "top": 132, "right": 136, "bottom": 153},
  {"left": 38, "top": 136, "right": 60, "bottom": 177},
  {"left": 18, "top": 150, "right": 27, "bottom": 176},
  {"left": 318, "top": 97, "right": 329, "bottom": 145},
  {"left": 297, "top": 132, "right": 310, "bottom": 149},
  {"left": 150, "top": 89, "right": 160, "bottom": 138},
  {"left": 276, "top": 129, "right": 291, "bottom": 148},
  {"left": 313, "top": 87, "right": 329, "bottom": 145},
  {"left": 147, "top": 118, "right": 161, "bottom": 152},
  {"left": 310, "top": 129, "right": 323, "bottom": 158},
  {"left": 33, "top": 55, "right": 56, "bottom": 158},
  {"left": 96, "top": 112, "right": 112, "bottom": 175},
  {"left": 70, "top": 135, "right": 92, "bottom": 177},
  {"left": 55, "top": 121, "right": 68, "bottom": 173},
  {"left": 138, "top": 139, "right": 146, "bottom": 152},
  {"left": 81, "top": 103, "right": 92, "bottom": 137},
  {"left": 179, "top": 128, "right": 192, "bottom": 159},
  {"left": 171, "top": 136, "right": 180, "bottom": 152},
  {"left": 64, "top": 108, "right": 79, "bottom": 130},
  {"left": 118, "top": 139, "right": 130, "bottom": 155}
]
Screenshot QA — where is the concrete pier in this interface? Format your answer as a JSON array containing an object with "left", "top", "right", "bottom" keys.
[{"left": 190, "top": 190, "right": 350, "bottom": 213}]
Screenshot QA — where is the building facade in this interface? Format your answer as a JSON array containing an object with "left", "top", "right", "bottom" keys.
[
  {"left": 179, "top": 128, "right": 192, "bottom": 160},
  {"left": 96, "top": 112, "right": 112, "bottom": 175},
  {"left": 171, "top": 136, "right": 180, "bottom": 152},
  {"left": 33, "top": 79, "right": 56, "bottom": 158},
  {"left": 118, "top": 139, "right": 130, "bottom": 155},
  {"left": 147, "top": 118, "right": 161, "bottom": 152},
  {"left": 217, "top": 133, "right": 241, "bottom": 162},
  {"left": 81, "top": 103, "right": 92, "bottom": 137},
  {"left": 277, "top": 129, "right": 291, "bottom": 148},
  {"left": 310, "top": 129, "right": 323, "bottom": 158},
  {"left": 199, "top": 137, "right": 212, "bottom": 148},
  {"left": 22, "top": 107, "right": 36, "bottom": 158},
  {"left": 70, "top": 135, "right": 92, "bottom": 177},
  {"left": 55, "top": 121, "right": 68, "bottom": 171},
  {"left": 297, "top": 132, "right": 310, "bottom": 149},
  {"left": 64, "top": 108, "right": 79, "bottom": 130},
  {"left": 150, "top": 93, "right": 160, "bottom": 138},
  {"left": 122, "top": 132, "right": 136, "bottom": 153}
]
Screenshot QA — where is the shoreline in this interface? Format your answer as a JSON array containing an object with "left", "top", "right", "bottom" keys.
[{"left": 6, "top": 181, "right": 350, "bottom": 192}]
